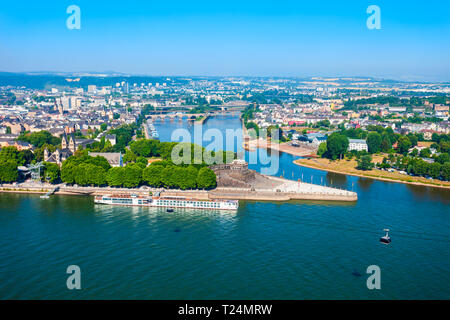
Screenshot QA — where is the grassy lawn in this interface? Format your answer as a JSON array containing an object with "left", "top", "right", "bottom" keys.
[{"left": 417, "top": 141, "right": 434, "bottom": 148}]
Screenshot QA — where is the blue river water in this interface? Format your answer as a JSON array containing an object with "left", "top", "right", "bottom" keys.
[{"left": 0, "top": 115, "right": 449, "bottom": 299}]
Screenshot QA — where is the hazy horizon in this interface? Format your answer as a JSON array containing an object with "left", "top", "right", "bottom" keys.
[{"left": 2, "top": 70, "right": 449, "bottom": 85}]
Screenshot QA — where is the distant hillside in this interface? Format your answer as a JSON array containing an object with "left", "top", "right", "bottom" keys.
[{"left": 0, "top": 72, "right": 187, "bottom": 89}]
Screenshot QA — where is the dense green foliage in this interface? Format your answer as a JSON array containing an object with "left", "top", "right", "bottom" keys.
[
  {"left": 129, "top": 139, "right": 160, "bottom": 157},
  {"left": 0, "top": 146, "right": 27, "bottom": 166},
  {"left": 142, "top": 162, "right": 215, "bottom": 190},
  {"left": 61, "top": 155, "right": 111, "bottom": 186},
  {"left": 84, "top": 136, "right": 114, "bottom": 153},
  {"left": 108, "top": 124, "right": 136, "bottom": 152},
  {"left": 266, "top": 125, "right": 284, "bottom": 141},
  {"left": 324, "top": 133, "right": 349, "bottom": 160},
  {"left": 356, "top": 155, "right": 374, "bottom": 171},
  {"left": 245, "top": 122, "right": 259, "bottom": 137},
  {"left": 396, "top": 136, "right": 412, "bottom": 155},
  {"left": 0, "top": 160, "right": 18, "bottom": 183},
  {"left": 127, "top": 139, "right": 234, "bottom": 166},
  {"left": 59, "top": 138, "right": 219, "bottom": 189},
  {"left": 317, "top": 142, "right": 327, "bottom": 157},
  {"left": 367, "top": 132, "right": 382, "bottom": 153},
  {"left": 196, "top": 167, "right": 217, "bottom": 189},
  {"left": 0, "top": 146, "right": 33, "bottom": 183},
  {"left": 241, "top": 104, "right": 259, "bottom": 125},
  {"left": 101, "top": 161, "right": 216, "bottom": 190},
  {"left": 343, "top": 95, "right": 449, "bottom": 111},
  {"left": 43, "top": 162, "right": 60, "bottom": 183},
  {"left": 17, "top": 131, "right": 61, "bottom": 148},
  {"left": 377, "top": 154, "right": 450, "bottom": 181}
]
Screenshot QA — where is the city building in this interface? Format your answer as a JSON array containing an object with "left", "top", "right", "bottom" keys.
[
  {"left": 44, "top": 133, "right": 77, "bottom": 166},
  {"left": 348, "top": 139, "right": 368, "bottom": 152},
  {"left": 88, "top": 152, "right": 123, "bottom": 167}
]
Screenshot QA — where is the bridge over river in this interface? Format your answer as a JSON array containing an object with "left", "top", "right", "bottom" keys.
[{"left": 146, "top": 110, "right": 241, "bottom": 123}]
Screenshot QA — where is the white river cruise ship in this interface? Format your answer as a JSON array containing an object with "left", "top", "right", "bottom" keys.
[{"left": 94, "top": 194, "right": 239, "bottom": 211}]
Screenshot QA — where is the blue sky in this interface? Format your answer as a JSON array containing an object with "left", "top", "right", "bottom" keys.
[{"left": 0, "top": 0, "right": 449, "bottom": 81}]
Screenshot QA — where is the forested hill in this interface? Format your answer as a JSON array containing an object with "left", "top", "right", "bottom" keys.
[{"left": 0, "top": 72, "right": 188, "bottom": 90}]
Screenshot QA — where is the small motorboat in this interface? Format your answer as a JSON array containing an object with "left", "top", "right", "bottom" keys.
[
  {"left": 380, "top": 229, "right": 391, "bottom": 244},
  {"left": 166, "top": 208, "right": 174, "bottom": 213}
]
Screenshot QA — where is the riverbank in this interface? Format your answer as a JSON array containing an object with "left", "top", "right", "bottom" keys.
[
  {"left": 294, "top": 158, "right": 450, "bottom": 189},
  {"left": 0, "top": 176, "right": 357, "bottom": 202}
]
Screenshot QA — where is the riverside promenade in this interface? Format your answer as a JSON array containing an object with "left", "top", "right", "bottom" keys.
[
  {"left": 0, "top": 175, "right": 357, "bottom": 202},
  {"left": 209, "top": 175, "right": 357, "bottom": 202}
]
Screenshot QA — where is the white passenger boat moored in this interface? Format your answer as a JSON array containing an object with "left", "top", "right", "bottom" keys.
[{"left": 94, "top": 194, "right": 239, "bottom": 211}]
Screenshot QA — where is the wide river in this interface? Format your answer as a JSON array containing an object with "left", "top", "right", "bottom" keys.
[{"left": 0, "top": 115, "right": 449, "bottom": 299}]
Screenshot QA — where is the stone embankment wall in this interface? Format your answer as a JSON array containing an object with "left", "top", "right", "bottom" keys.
[
  {"left": 1, "top": 176, "right": 357, "bottom": 202},
  {"left": 209, "top": 187, "right": 357, "bottom": 202}
]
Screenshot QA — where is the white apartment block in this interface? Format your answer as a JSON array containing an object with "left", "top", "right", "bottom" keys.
[{"left": 348, "top": 139, "right": 368, "bottom": 152}]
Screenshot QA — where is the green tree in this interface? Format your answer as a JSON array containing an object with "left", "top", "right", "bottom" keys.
[
  {"left": 101, "top": 140, "right": 113, "bottom": 152},
  {"left": 109, "top": 124, "right": 136, "bottom": 152},
  {"left": 87, "top": 156, "right": 111, "bottom": 171},
  {"left": 73, "top": 163, "right": 90, "bottom": 186},
  {"left": 412, "top": 159, "right": 429, "bottom": 176},
  {"left": 43, "top": 162, "right": 60, "bottom": 183},
  {"left": 427, "top": 162, "right": 441, "bottom": 179},
  {"left": 317, "top": 142, "right": 327, "bottom": 157},
  {"left": 172, "top": 167, "right": 189, "bottom": 189},
  {"left": 142, "top": 165, "right": 163, "bottom": 187},
  {"left": 381, "top": 135, "right": 392, "bottom": 152},
  {"left": 0, "top": 146, "right": 25, "bottom": 165},
  {"left": 61, "top": 162, "right": 76, "bottom": 184},
  {"left": 123, "top": 149, "right": 137, "bottom": 163},
  {"left": 245, "top": 122, "right": 259, "bottom": 138},
  {"left": 419, "top": 148, "right": 431, "bottom": 158},
  {"left": 407, "top": 134, "right": 418, "bottom": 147},
  {"left": 136, "top": 156, "right": 148, "bottom": 169},
  {"left": 85, "top": 164, "right": 107, "bottom": 186},
  {"left": 367, "top": 132, "right": 382, "bottom": 153},
  {"left": 0, "top": 160, "right": 18, "bottom": 183},
  {"left": 17, "top": 131, "right": 60, "bottom": 148},
  {"left": 267, "top": 125, "right": 283, "bottom": 140},
  {"left": 441, "top": 162, "right": 450, "bottom": 181},
  {"left": 157, "top": 142, "right": 177, "bottom": 160},
  {"left": 440, "top": 141, "right": 450, "bottom": 153},
  {"left": 184, "top": 166, "right": 198, "bottom": 189},
  {"left": 356, "top": 155, "right": 374, "bottom": 171},
  {"left": 161, "top": 166, "right": 177, "bottom": 188},
  {"left": 122, "top": 164, "right": 142, "bottom": 188},
  {"left": 435, "top": 153, "right": 450, "bottom": 164},
  {"left": 106, "top": 167, "right": 124, "bottom": 187},
  {"left": 196, "top": 167, "right": 217, "bottom": 189},
  {"left": 397, "top": 136, "right": 412, "bottom": 155},
  {"left": 326, "top": 133, "right": 349, "bottom": 160},
  {"left": 130, "top": 139, "right": 160, "bottom": 157},
  {"left": 19, "top": 149, "right": 35, "bottom": 165},
  {"left": 61, "top": 155, "right": 111, "bottom": 184}
]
